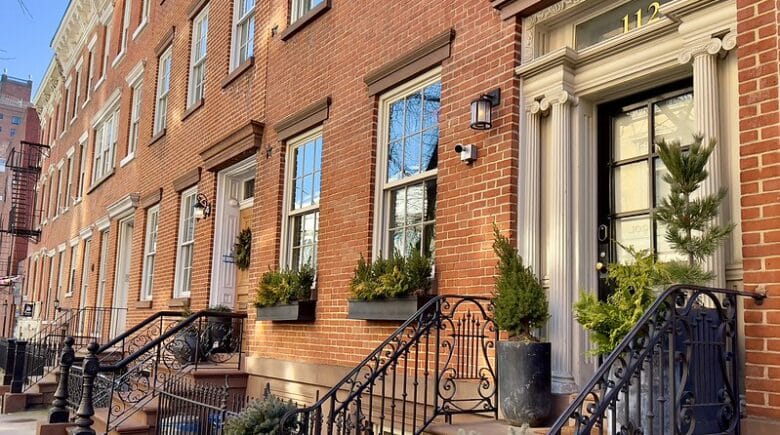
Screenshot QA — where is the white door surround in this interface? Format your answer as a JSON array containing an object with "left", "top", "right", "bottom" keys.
[
  {"left": 515, "top": 0, "right": 739, "bottom": 393},
  {"left": 210, "top": 156, "right": 257, "bottom": 309},
  {"left": 110, "top": 217, "right": 134, "bottom": 337}
]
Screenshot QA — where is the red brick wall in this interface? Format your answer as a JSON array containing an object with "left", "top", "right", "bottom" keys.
[{"left": 737, "top": 0, "right": 780, "bottom": 420}]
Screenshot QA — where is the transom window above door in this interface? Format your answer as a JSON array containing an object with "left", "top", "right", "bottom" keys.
[{"left": 602, "top": 87, "right": 694, "bottom": 263}]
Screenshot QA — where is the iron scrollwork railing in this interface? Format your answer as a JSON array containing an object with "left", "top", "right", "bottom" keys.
[
  {"left": 280, "top": 296, "right": 498, "bottom": 435},
  {"left": 81, "top": 310, "right": 246, "bottom": 433},
  {"left": 548, "top": 284, "right": 765, "bottom": 435}
]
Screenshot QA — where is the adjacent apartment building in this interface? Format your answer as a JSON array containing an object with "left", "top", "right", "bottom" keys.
[
  {"left": 21, "top": 0, "right": 780, "bottom": 431},
  {"left": 0, "top": 73, "right": 40, "bottom": 337}
]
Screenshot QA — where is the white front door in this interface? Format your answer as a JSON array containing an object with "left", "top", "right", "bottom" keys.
[
  {"left": 210, "top": 157, "right": 256, "bottom": 309},
  {"left": 110, "top": 218, "right": 133, "bottom": 337},
  {"left": 77, "top": 238, "right": 91, "bottom": 334}
]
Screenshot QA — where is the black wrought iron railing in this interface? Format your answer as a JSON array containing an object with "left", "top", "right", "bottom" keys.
[
  {"left": 279, "top": 296, "right": 498, "bottom": 435},
  {"left": 21, "top": 306, "right": 126, "bottom": 392},
  {"left": 67, "top": 310, "right": 246, "bottom": 434},
  {"left": 548, "top": 284, "right": 765, "bottom": 435}
]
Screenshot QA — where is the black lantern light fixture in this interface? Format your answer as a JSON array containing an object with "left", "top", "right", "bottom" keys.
[
  {"left": 194, "top": 193, "right": 212, "bottom": 220},
  {"left": 470, "top": 89, "right": 501, "bottom": 130}
]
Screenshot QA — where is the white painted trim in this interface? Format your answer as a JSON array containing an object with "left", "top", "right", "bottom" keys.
[
  {"left": 107, "top": 193, "right": 140, "bottom": 220},
  {"left": 120, "top": 153, "right": 135, "bottom": 167},
  {"left": 67, "top": 146, "right": 76, "bottom": 158},
  {"left": 79, "top": 131, "right": 89, "bottom": 144},
  {"left": 57, "top": 160, "right": 65, "bottom": 169},
  {"left": 46, "top": 249, "right": 56, "bottom": 258},
  {"left": 69, "top": 237, "right": 80, "bottom": 247},
  {"left": 133, "top": 19, "right": 148, "bottom": 40},
  {"left": 57, "top": 243, "right": 67, "bottom": 253},
  {"left": 125, "top": 60, "right": 146, "bottom": 85},
  {"left": 87, "top": 33, "right": 98, "bottom": 50},
  {"left": 79, "top": 226, "right": 93, "bottom": 240},
  {"left": 112, "top": 50, "right": 127, "bottom": 68},
  {"left": 95, "top": 216, "right": 111, "bottom": 231},
  {"left": 91, "top": 88, "right": 122, "bottom": 127}
]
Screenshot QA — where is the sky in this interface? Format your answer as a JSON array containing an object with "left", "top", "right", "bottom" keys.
[{"left": 0, "top": 0, "right": 70, "bottom": 99}]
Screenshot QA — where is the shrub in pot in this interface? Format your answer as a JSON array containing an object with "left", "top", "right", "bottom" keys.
[
  {"left": 223, "top": 393, "right": 298, "bottom": 435},
  {"left": 207, "top": 305, "right": 235, "bottom": 353},
  {"left": 255, "top": 266, "right": 316, "bottom": 321},
  {"left": 491, "top": 225, "right": 550, "bottom": 427},
  {"left": 348, "top": 251, "right": 433, "bottom": 320}
]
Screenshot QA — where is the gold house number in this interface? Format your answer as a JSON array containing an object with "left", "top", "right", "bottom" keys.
[{"left": 622, "top": 2, "right": 661, "bottom": 33}]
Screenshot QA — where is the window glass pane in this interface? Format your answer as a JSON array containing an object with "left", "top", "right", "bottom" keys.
[
  {"left": 403, "top": 135, "right": 421, "bottom": 177},
  {"left": 613, "top": 107, "right": 648, "bottom": 161},
  {"left": 654, "top": 157, "right": 672, "bottom": 207},
  {"left": 656, "top": 222, "right": 686, "bottom": 263},
  {"left": 654, "top": 93, "right": 694, "bottom": 145},
  {"left": 386, "top": 81, "right": 440, "bottom": 183},
  {"left": 615, "top": 215, "right": 652, "bottom": 263},
  {"left": 389, "top": 101, "right": 404, "bottom": 143},
  {"left": 404, "top": 92, "right": 422, "bottom": 135},
  {"left": 614, "top": 161, "right": 649, "bottom": 212}
]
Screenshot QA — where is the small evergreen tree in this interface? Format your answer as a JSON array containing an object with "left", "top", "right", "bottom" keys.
[
  {"left": 492, "top": 224, "right": 549, "bottom": 342},
  {"left": 655, "top": 135, "right": 734, "bottom": 283}
]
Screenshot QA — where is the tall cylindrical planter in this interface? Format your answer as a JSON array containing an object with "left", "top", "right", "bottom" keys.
[{"left": 497, "top": 341, "right": 551, "bottom": 427}]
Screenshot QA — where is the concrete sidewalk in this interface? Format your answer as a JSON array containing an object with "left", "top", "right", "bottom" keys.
[{"left": 0, "top": 409, "right": 49, "bottom": 434}]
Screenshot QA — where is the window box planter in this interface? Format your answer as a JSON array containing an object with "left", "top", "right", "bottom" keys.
[
  {"left": 256, "top": 300, "right": 316, "bottom": 322},
  {"left": 347, "top": 295, "right": 433, "bottom": 321}
]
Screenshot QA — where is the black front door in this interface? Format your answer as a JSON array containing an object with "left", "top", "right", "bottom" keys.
[{"left": 596, "top": 81, "right": 694, "bottom": 299}]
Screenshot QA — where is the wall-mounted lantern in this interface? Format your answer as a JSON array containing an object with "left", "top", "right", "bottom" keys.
[
  {"left": 470, "top": 89, "right": 501, "bottom": 130},
  {"left": 194, "top": 193, "right": 212, "bottom": 220}
]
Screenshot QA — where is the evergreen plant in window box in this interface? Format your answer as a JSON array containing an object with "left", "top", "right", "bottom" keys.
[
  {"left": 347, "top": 251, "right": 434, "bottom": 321},
  {"left": 255, "top": 265, "right": 316, "bottom": 322}
]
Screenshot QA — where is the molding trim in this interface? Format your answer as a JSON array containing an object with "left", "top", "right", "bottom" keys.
[
  {"left": 95, "top": 216, "right": 111, "bottom": 231},
  {"left": 57, "top": 243, "right": 67, "bottom": 252},
  {"left": 125, "top": 60, "right": 146, "bottom": 85},
  {"left": 91, "top": 87, "right": 122, "bottom": 127},
  {"left": 107, "top": 193, "right": 140, "bottom": 220},
  {"left": 173, "top": 168, "right": 202, "bottom": 192},
  {"left": 274, "top": 98, "right": 330, "bottom": 142},
  {"left": 69, "top": 237, "right": 80, "bottom": 247},
  {"left": 188, "top": 0, "right": 209, "bottom": 20},
  {"left": 364, "top": 29, "right": 455, "bottom": 96},
  {"left": 201, "top": 120, "right": 263, "bottom": 172},
  {"left": 139, "top": 188, "right": 163, "bottom": 209},
  {"left": 155, "top": 27, "right": 176, "bottom": 57},
  {"left": 79, "top": 226, "right": 93, "bottom": 240}
]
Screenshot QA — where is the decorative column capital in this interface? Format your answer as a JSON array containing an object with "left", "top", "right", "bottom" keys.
[
  {"left": 678, "top": 36, "right": 734, "bottom": 64},
  {"left": 527, "top": 99, "right": 542, "bottom": 115},
  {"left": 540, "top": 90, "right": 578, "bottom": 112}
]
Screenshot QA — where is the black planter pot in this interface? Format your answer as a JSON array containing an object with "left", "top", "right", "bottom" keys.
[
  {"left": 208, "top": 317, "right": 236, "bottom": 353},
  {"left": 347, "top": 295, "right": 433, "bottom": 321},
  {"left": 497, "top": 340, "right": 551, "bottom": 427},
  {"left": 172, "top": 328, "right": 201, "bottom": 365},
  {"left": 256, "top": 300, "right": 316, "bottom": 322}
]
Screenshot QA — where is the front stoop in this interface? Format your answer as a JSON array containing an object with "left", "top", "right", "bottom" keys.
[
  {"left": 2, "top": 371, "right": 59, "bottom": 412},
  {"left": 190, "top": 368, "right": 248, "bottom": 396},
  {"left": 36, "top": 421, "right": 75, "bottom": 435},
  {"left": 91, "top": 398, "right": 159, "bottom": 435},
  {"left": 742, "top": 417, "right": 780, "bottom": 434}
]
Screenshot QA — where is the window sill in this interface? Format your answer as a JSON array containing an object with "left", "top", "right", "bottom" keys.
[
  {"left": 69, "top": 115, "right": 78, "bottom": 126},
  {"left": 41, "top": 219, "right": 47, "bottom": 226},
  {"left": 222, "top": 57, "right": 254, "bottom": 88},
  {"left": 136, "top": 300, "right": 152, "bottom": 309},
  {"left": 182, "top": 98, "right": 204, "bottom": 122},
  {"left": 133, "top": 20, "right": 148, "bottom": 40},
  {"left": 73, "top": 197, "right": 82, "bottom": 206},
  {"left": 87, "top": 170, "right": 115, "bottom": 194},
  {"left": 82, "top": 97, "right": 90, "bottom": 109},
  {"left": 168, "top": 297, "right": 190, "bottom": 308},
  {"left": 120, "top": 153, "right": 135, "bottom": 167},
  {"left": 112, "top": 51, "right": 127, "bottom": 68},
  {"left": 149, "top": 129, "right": 166, "bottom": 146},
  {"left": 280, "top": 1, "right": 331, "bottom": 41},
  {"left": 94, "top": 76, "right": 106, "bottom": 92},
  {"left": 64, "top": 292, "right": 74, "bottom": 298}
]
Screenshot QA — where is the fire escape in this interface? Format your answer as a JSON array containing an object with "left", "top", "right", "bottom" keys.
[{"left": 0, "top": 141, "right": 48, "bottom": 278}]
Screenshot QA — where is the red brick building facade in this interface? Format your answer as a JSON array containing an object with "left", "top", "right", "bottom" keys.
[{"left": 19, "top": 0, "right": 780, "bottom": 431}]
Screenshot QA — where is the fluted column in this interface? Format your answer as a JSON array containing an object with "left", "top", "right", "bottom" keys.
[
  {"left": 519, "top": 100, "right": 542, "bottom": 271},
  {"left": 541, "top": 90, "right": 578, "bottom": 393},
  {"left": 678, "top": 35, "right": 735, "bottom": 287}
]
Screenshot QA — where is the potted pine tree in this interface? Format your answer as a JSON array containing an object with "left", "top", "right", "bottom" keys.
[
  {"left": 492, "top": 225, "right": 551, "bottom": 427},
  {"left": 255, "top": 266, "right": 316, "bottom": 322}
]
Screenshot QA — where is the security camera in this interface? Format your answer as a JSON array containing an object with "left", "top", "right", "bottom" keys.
[{"left": 454, "top": 143, "right": 477, "bottom": 164}]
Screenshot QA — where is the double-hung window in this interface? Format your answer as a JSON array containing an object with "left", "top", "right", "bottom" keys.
[
  {"left": 67, "top": 245, "right": 77, "bottom": 296},
  {"left": 174, "top": 187, "right": 197, "bottom": 297},
  {"left": 101, "top": 24, "right": 112, "bottom": 82},
  {"left": 65, "top": 155, "right": 74, "bottom": 206},
  {"left": 118, "top": 0, "right": 132, "bottom": 56},
  {"left": 375, "top": 70, "right": 440, "bottom": 258},
  {"left": 73, "top": 69, "right": 82, "bottom": 118},
  {"left": 188, "top": 6, "right": 209, "bottom": 107},
  {"left": 56, "top": 166, "right": 64, "bottom": 215},
  {"left": 11, "top": 116, "right": 21, "bottom": 125},
  {"left": 56, "top": 250, "right": 65, "bottom": 302},
  {"left": 154, "top": 46, "right": 172, "bottom": 135},
  {"left": 86, "top": 47, "right": 95, "bottom": 98},
  {"left": 290, "top": 0, "right": 324, "bottom": 23},
  {"left": 77, "top": 139, "right": 88, "bottom": 199},
  {"left": 141, "top": 205, "right": 159, "bottom": 300},
  {"left": 284, "top": 131, "right": 322, "bottom": 270},
  {"left": 93, "top": 107, "right": 119, "bottom": 183},
  {"left": 231, "top": 0, "right": 255, "bottom": 69},
  {"left": 128, "top": 82, "right": 143, "bottom": 156}
]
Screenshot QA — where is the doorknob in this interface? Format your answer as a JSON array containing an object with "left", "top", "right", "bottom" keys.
[{"left": 595, "top": 262, "right": 606, "bottom": 271}]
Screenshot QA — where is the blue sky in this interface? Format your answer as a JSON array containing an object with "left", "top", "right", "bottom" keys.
[{"left": 0, "top": 0, "right": 70, "bottom": 98}]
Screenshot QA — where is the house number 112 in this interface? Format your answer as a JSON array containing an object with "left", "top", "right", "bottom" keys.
[{"left": 622, "top": 1, "right": 661, "bottom": 33}]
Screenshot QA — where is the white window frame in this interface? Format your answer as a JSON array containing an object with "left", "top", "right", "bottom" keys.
[
  {"left": 230, "top": 0, "right": 255, "bottom": 70},
  {"left": 96, "top": 229, "right": 110, "bottom": 308},
  {"left": 63, "top": 84, "right": 72, "bottom": 126},
  {"left": 154, "top": 46, "right": 172, "bottom": 135},
  {"left": 290, "top": 0, "right": 324, "bottom": 23},
  {"left": 117, "top": 0, "right": 132, "bottom": 58},
  {"left": 79, "top": 238, "right": 92, "bottom": 308},
  {"left": 188, "top": 6, "right": 209, "bottom": 107},
  {"left": 100, "top": 23, "right": 112, "bottom": 86},
  {"left": 174, "top": 187, "right": 197, "bottom": 298},
  {"left": 55, "top": 164, "right": 64, "bottom": 216},
  {"left": 134, "top": 0, "right": 150, "bottom": 39},
  {"left": 73, "top": 61, "right": 83, "bottom": 118},
  {"left": 92, "top": 107, "right": 119, "bottom": 184},
  {"left": 125, "top": 80, "right": 143, "bottom": 162},
  {"left": 85, "top": 35, "right": 97, "bottom": 102},
  {"left": 281, "top": 128, "right": 322, "bottom": 270},
  {"left": 141, "top": 204, "right": 160, "bottom": 301},
  {"left": 372, "top": 68, "right": 441, "bottom": 260},
  {"left": 66, "top": 244, "right": 78, "bottom": 296},
  {"left": 56, "top": 248, "right": 66, "bottom": 303},
  {"left": 77, "top": 137, "right": 88, "bottom": 200},
  {"left": 65, "top": 153, "right": 74, "bottom": 208}
]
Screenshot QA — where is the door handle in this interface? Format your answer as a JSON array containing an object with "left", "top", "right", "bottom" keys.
[{"left": 595, "top": 262, "right": 606, "bottom": 272}]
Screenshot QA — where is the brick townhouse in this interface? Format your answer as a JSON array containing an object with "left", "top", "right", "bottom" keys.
[
  {"left": 0, "top": 73, "right": 40, "bottom": 338},
  {"left": 14, "top": 0, "right": 780, "bottom": 432}
]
